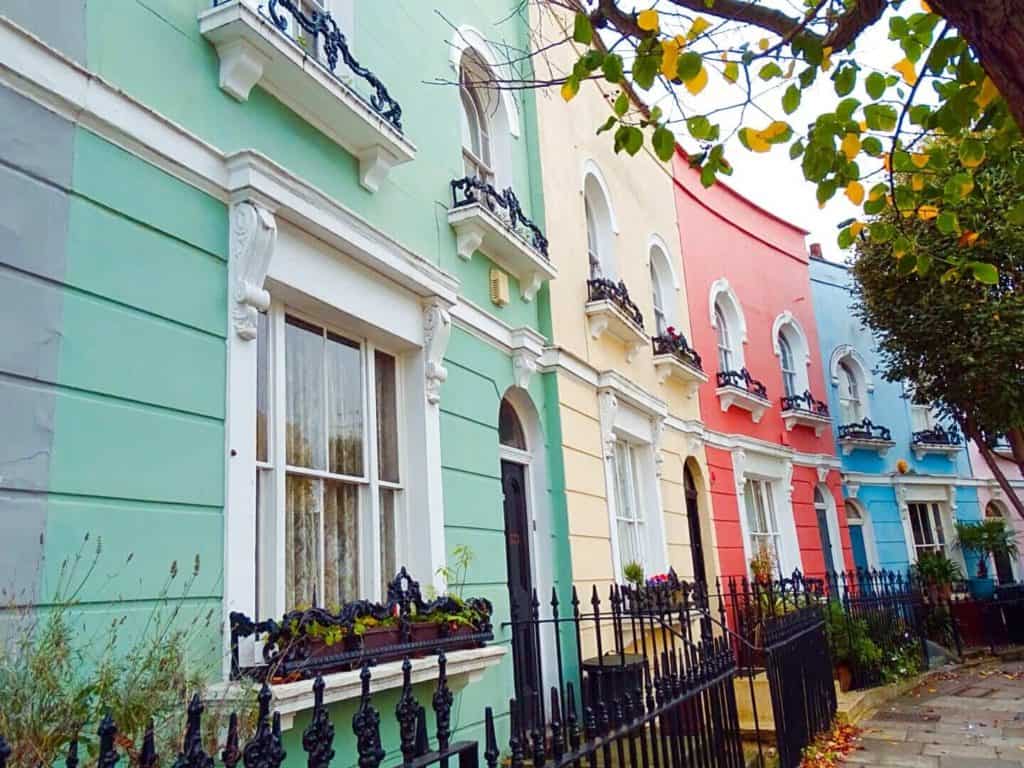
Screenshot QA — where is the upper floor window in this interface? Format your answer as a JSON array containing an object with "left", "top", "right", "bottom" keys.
[
  {"left": 459, "top": 53, "right": 495, "bottom": 185},
  {"left": 778, "top": 334, "right": 797, "bottom": 397},
  {"left": 838, "top": 360, "right": 864, "bottom": 423},
  {"left": 583, "top": 169, "right": 616, "bottom": 279},
  {"left": 714, "top": 303, "right": 734, "bottom": 371},
  {"left": 649, "top": 242, "right": 675, "bottom": 336},
  {"left": 906, "top": 386, "right": 936, "bottom": 433},
  {"left": 613, "top": 440, "right": 646, "bottom": 568},
  {"left": 255, "top": 308, "right": 403, "bottom": 613},
  {"left": 908, "top": 502, "right": 947, "bottom": 558}
]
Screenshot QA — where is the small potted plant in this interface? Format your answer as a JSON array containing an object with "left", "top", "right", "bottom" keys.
[
  {"left": 913, "top": 551, "right": 963, "bottom": 603},
  {"left": 955, "top": 519, "right": 1019, "bottom": 600},
  {"left": 749, "top": 544, "right": 775, "bottom": 586},
  {"left": 823, "top": 601, "right": 882, "bottom": 691}
]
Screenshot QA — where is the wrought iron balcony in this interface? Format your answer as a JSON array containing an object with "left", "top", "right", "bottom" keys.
[
  {"left": 837, "top": 418, "right": 895, "bottom": 456},
  {"left": 716, "top": 369, "right": 768, "bottom": 399},
  {"left": 652, "top": 329, "right": 702, "bottom": 370},
  {"left": 585, "top": 278, "right": 646, "bottom": 361},
  {"left": 911, "top": 424, "right": 963, "bottom": 460},
  {"left": 651, "top": 329, "right": 707, "bottom": 395},
  {"left": 219, "top": 0, "right": 403, "bottom": 130},
  {"left": 715, "top": 368, "right": 770, "bottom": 422},
  {"left": 587, "top": 278, "right": 644, "bottom": 329},
  {"left": 780, "top": 391, "right": 831, "bottom": 436},
  {"left": 450, "top": 177, "right": 549, "bottom": 258}
]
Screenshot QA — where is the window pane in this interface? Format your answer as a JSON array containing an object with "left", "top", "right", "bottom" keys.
[
  {"left": 617, "top": 519, "right": 638, "bottom": 567},
  {"left": 326, "top": 331, "right": 364, "bottom": 477},
  {"left": 286, "top": 316, "right": 326, "bottom": 470},
  {"left": 255, "top": 467, "right": 274, "bottom": 619},
  {"left": 763, "top": 482, "right": 778, "bottom": 531},
  {"left": 323, "top": 481, "right": 360, "bottom": 608},
  {"left": 931, "top": 505, "right": 946, "bottom": 545},
  {"left": 376, "top": 351, "right": 400, "bottom": 482},
  {"left": 629, "top": 446, "right": 645, "bottom": 523},
  {"left": 256, "top": 312, "right": 270, "bottom": 463},
  {"left": 744, "top": 481, "right": 760, "bottom": 533},
  {"left": 380, "top": 488, "right": 398, "bottom": 591},
  {"left": 499, "top": 398, "right": 527, "bottom": 450},
  {"left": 909, "top": 504, "right": 925, "bottom": 547},
  {"left": 286, "top": 473, "right": 321, "bottom": 609}
]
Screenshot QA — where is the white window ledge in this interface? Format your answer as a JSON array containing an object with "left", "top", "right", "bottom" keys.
[
  {"left": 911, "top": 442, "right": 963, "bottom": 461},
  {"left": 781, "top": 409, "right": 832, "bottom": 437},
  {"left": 586, "top": 300, "right": 647, "bottom": 363},
  {"left": 208, "top": 645, "right": 505, "bottom": 731},
  {"left": 839, "top": 437, "right": 896, "bottom": 457},
  {"left": 448, "top": 203, "right": 557, "bottom": 301},
  {"left": 653, "top": 355, "right": 708, "bottom": 398},
  {"left": 716, "top": 386, "right": 770, "bottom": 423},
  {"left": 199, "top": 1, "right": 416, "bottom": 192}
]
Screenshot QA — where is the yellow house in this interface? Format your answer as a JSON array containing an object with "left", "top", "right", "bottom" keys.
[{"left": 531, "top": 4, "right": 718, "bottom": 608}]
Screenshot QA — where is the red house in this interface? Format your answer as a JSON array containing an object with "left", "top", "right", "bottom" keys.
[{"left": 671, "top": 156, "right": 852, "bottom": 583}]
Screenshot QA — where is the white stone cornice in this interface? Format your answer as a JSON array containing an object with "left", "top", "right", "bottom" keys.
[
  {"left": 596, "top": 371, "right": 668, "bottom": 420},
  {"left": 230, "top": 202, "right": 276, "bottom": 340},
  {"left": 510, "top": 327, "right": 544, "bottom": 391}
]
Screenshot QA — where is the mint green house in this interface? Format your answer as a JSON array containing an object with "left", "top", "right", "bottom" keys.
[{"left": 0, "top": 0, "right": 571, "bottom": 759}]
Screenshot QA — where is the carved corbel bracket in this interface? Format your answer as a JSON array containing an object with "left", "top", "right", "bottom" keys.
[
  {"left": 423, "top": 299, "right": 452, "bottom": 406},
  {"left": 598, "top": 391, "right": 619, "bottom": 460},
  {"left": 231, "top": 202, "right": 277, "bottom": 340}
]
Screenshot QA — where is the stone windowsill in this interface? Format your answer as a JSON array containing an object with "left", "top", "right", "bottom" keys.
[
  {"left": 652, "top": 354, "right": 708, "bottom": 398},
  {"left": 781, "top": 408, "right": 832, "bottom": 437},
  {"left": 839, "top": 437, "right": 896, "bottom": 457},
  {"left": 208, "top": 645, "right": 506, "bottom": 730},
  {"left": 911, "top": 442, "right": 963, "bottom": 461},
  {"left": 716, "top": 385, "right": 771, "bottom": 423},
  {"left": 585, "top": 299, "right": 647, "bottom": 362}
]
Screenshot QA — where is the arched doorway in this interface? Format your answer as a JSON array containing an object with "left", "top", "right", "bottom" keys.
[
  {"left": 985, "top": 501, "right": 1016, "bottom": 585},
  {"left": 814, "top": 486, "right": 838, "bottom": 574},
  {"left": 499, "top": 396, "right": 541, "bottom": 723},
  {"left": 684, "top": 466, "right": 707, "bottom": 583}
]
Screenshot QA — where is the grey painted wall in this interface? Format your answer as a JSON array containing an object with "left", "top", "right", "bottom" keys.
[
  {"left": 1, "top": 0, "right": 87, "bottom": 63},
  {"left": 0, "top": 84, "right": 75, "bottom": 601}
]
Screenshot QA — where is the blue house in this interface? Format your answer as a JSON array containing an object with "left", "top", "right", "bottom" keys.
[{"left": 809, "top": 252, "right": 981, "bottom": 575}]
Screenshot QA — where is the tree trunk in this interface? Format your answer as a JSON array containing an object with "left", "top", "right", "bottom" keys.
[
  {"left": 929, "top": 0, "right": 1024, "bottom": 130},
  {"left": 963, "top": 420, "right": 1024, "bottom": 519}
]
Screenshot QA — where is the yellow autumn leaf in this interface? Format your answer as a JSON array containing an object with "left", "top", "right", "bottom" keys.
[
  {"left": 911, "top": 152, "right": 929, "bottom": 168},
  {"left": 740, "top": 127, "right": 771, "bottom": 153},
  {"left": 758, "top": 38, "right": 770, "bottom": 51},
  {"left": 918, "top": 204, "right": 939, "bottom": 221},
  {"left": 977, "top": 77, "right": 1000, "bottom": 109},
  {"left": 883, "top": 154, "right": 892, "bottom": 173},
  {"left": 661, "top": 39, "right": 681, "bottom": 80},
  {"left": 821, "top": 46, "right": 833, "bottom": 71},
  {"left": 858, "top": 120, "right": 868, "bottom": 131},
  {"left": 785, "top": 61, "right": 796, "bottom": 79},
  {"left": 723, "top": 60, "right": 739, "bottom": 84},
  {"left": 893, "top": 57, "right": 918, "bottom": 86},
  {"left": 911, "top": 174, "right": 925, "bottom": 191},
  {"left": 869, "top": 185, "right": 886, "bottom": 201},
  {"left": 894, "top": 240, "right": 909, "bottom": 259},
  {"left": 958, "top": 230, "right": 980, "bottom": 247},
  {"left": 850, "top": 221, "right": 865, "bottom": 237},
  {"left": 960, "top": 177, "right": 975, "bottom": 197},
  {"left": 841, "top": 133, "right": 861, "bottom": 161},
  {"left": 560, "top": 79, "right": 578, "bottom": 102},
  {"left": 688, "top": 17, "right": 711, "bottom": 40},
  {"left": 761, "top": 120, "right": 790, "bottom": 140},
  {"left": 846, "top": 181, "right": 865, "bottom": 205},
  {"left": 921, "top": 0, "right": 932, "bottom": 11},
  {"left": 638, "top": 9, "right": 659, "bottom": 31},
  {"left": 685, "top": 65, "right": 709, "bottom": 95}
]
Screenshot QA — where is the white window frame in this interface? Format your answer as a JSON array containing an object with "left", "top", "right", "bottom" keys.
[
  {"left": 779, "top": 334, "right": 798, "bottom": 398},
  {"left": 714, "top": 304, "right": 734, "bottom": 372},
  {"left": 255, "top": 303, "right": 405, "bottom": 615},
  {"left": 459, "top": 60, "right": 495, "bottom": 186},
  {"left": 837, "top": 359, "right": 865, "bottom": 423},
  {"left": 843, "top": 499, "right": 880, "bottom": 570},
  {"left": 813, "top": 484, "right": 845, "bottom": 574},
  {"left": 709, "top": 279, "right": 746, "bottom": 370},
  {"left": 771, "top": 312, "right": 810, "bottom": 397},
  {"left": 613, "top": 440, "right": 647, "bottom": 570},
  {"left": 743, "top": 478, "right": 783, "bottom": 575},
  {"left": 907, "top": 501, "right": 949, "bottom": 558},
  {"left": 583, "top": 163, "right": 618, "bottom": 281},
  {"left": 648, "top": 238, "right": 677, "bottom": 336}
]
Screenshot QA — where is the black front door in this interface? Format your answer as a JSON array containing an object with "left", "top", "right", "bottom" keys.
[
  {"left": 685, "top": 469, "right": 707, "bottom": 583},
  {"left": 502, "top": 460, "right": 540, "bottom": 720},
  {"left": 817, "top": 506, "right": 837, "bottom": 574}
]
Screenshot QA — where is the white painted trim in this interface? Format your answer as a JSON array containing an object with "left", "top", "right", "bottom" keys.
[
  {"left": 829, "top": 344, "right": 874, "bottom": 393},
  {"left": 597, "top": 370, "right": 668, "bottom": 420},
  {"left": 648, "top": 233, "right": 679, "bottom": 290},
  {"left": 448, "top": 25, "right": 521, "bottom": 138},
  {"left": 581, "top": 158, "right": 620, "bottom": 233},
  {"left": 815, "top": 483, "right": 846, "bottom": 573},
  {"left": 842, "top": 498, "right": 880, "bottom": 570},
  {"left": 771, "top": 310, "right": 812, "bottom": 372},
  {"left": 708, "top": 278, "right": 748, "bottom": 345},
  {"left": 585, "top": 299, "right": 648, "bottom": 362}
]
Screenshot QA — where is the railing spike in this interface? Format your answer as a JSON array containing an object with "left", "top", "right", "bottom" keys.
[
  {"left": 303, "top": 676, "right": 335, "bottom": 768},
  {"left": 484, "top": 707, "right": 500, "bottom": 768},
  {"left": 222, "top": 713, "right": 241, "bottom": 768},
  {"left": 140, "top": 720, "right": 157, "bottom": 768},
  {"left": 65, "top": 737, "right": 79, "bottom": 768},
  {"left": 98, "top": 713, "right": 120, "bottom": 768},
  {"left": 352, "top": 664, "right": 385, "bottom": 768},
  {"left": 432, "top": 652, "right": 453, "bottom": 753},
  {"left": 173, "top": 693, "right": 213, "bottom": 768}
]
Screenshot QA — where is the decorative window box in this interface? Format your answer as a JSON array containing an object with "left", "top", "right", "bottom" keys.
[
  {"left": 209, "top": 645, "right": 505, "bottom": 730},
  {"left": 781, "top": 409, "right": 832, "bottom": 437},
  {"left": 716, "top": 385, "right": 771, "bottom": 423},
  {"left": 448, "top": 199, "right": 555, "bottom": 301},
  {"left": 838, "top": 419, "right": 895, "bottom": 457},
  {"left": 911, "top": 442, "right": 963, "bottom": 461},
  {"left": 199, "top": 0, "right": 415, "bottom": 192},
  {"left": 586, "top": 299, "right": 647, "bottom": 362},
  {"left": 653, "top": 354, "right": 707, "bottom": 397}
]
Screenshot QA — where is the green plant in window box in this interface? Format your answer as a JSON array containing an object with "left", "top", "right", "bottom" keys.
[{"left": 623, "top": 562, "right": 645, "bottom": 588}]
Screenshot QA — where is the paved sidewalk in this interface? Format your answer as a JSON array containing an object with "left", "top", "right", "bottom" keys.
[{"left": 846, "top": 659, "right": 1024, "bottom": 767}]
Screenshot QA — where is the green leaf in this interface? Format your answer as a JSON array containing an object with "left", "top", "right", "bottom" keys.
[
  {"left": 602, "top": 54, "right": 624, "bottom": 83},
  {"left": 759, "top": 62, "right": 783, "bottom": 81},
  {"left": 896, "top": 252, "right": 917, "bottom": 276},
  {"left": 597, "top": 115, "right": 617, "bottom": 135},
  {"left": 1007, "top": 201, "right": 1024, "bottom": 226},
  {"left": 687, "top": 115, "right": 712, "bottom": 139},
  {"left": 632, "top": 52, "right": 659, "bottom": 90},
  {"left": 623, "top": 126, "right": 644, "bottom": 155},
  {"left": 968, "top": 261, "right": 998, "bottom": 284},
  {"left": 862, "top": 136, "right": 884, "bottom": 156},
  {"left": 833, "top": 64, "right": 857, "bottom": 96},
  {"left": 789, "top": 140, "right": 805, "bottom": 159},
  {"left": 652, "top": 125, "right": 676, "bottom": 162},
  {"left": 917, "top": 253, "right": 932, "bottom": 275},
  {"left": 613, "top": 91, "right": 629, "bottom": 116},
  {"left": 573, "top": 12, "right": 593, "bottom": 44},
  {"left": 864, "top": 104, "right": 898, "bottom": 131},
  {"left": 676, "top": 52, "right": 703, "bottom": 82},
  {"left": 782, "top": 84, "right": 801, "bottom": 115},
  {"left": 936, "top": 211, "right": 960, "bottom": 235},
  {"left": 837, "top": 227, "right": 854, "bottom": 249},
  {"left": 870, "top": 221, "right": 895, "bottom": 243},
  {"left": 959, "top": 137, "right": 986, "bottom": 168},
  {"left": 836, "top": 98, "right": 861, "bottom": 122},
  {"left": 865, "top": 72, "right": 886, "bottom": 100}
]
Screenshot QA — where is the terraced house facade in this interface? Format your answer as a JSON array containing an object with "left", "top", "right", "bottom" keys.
[{"left": 0, "top": 0, "right": 570, "bottom": 758}]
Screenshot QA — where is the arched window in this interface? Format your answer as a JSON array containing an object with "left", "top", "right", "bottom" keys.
[
  {"left": 499, "top": 397, "right": 527, "bottom": 450},
  {"left": 985, "top": 501, "right": 1015, "bottom": 584},
  {"left": 814, "top": 486, "right": 837, "bottom": 574},
  {"left": 714, "top": 303, "right": 734, "bottom": 371},
  {"left": 459, "top": 52, "right": 494, "bottom": 185},
  {"left": 583, "top": 170, "right": 615, "bottom": 280},
  {"left": 844, "top": 501, "right": 863, "bottom": 524},
  {"left": 649, "top": 242, "right": 675, "bottom": 336},
  {"left": 778, "top": 333, "right": 797, "bottom": 397},
  {"left": 838, "top": 360, "right": 863, "bottom": 423}
]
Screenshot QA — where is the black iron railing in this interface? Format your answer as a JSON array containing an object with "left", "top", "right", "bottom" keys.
[
  {"left": 586, "top": 278, "right": 645, "bottom": 329},
  {"left": 214, "top": 0, "right": 404, "bottom": 130},
  {"left": 651, "top": 328, "right": 703, "bottom": 370},
  {"left": 716, "top": 368, "right": 768, "bottom": 399},
  {"left": 780, "top": 391, "right": 829, "bottom": 417},
  {"left": 450, "top": 176, "right": 549, "bottom": 257},
  {"left": 912, "top": 424, "right": 962, "bottom": 447},
  {"left": 837, "top": 418, "right": 892, "bottom": 441},
  {"left": 230, "top": 568, "right": 492, "bottom": 680}
]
